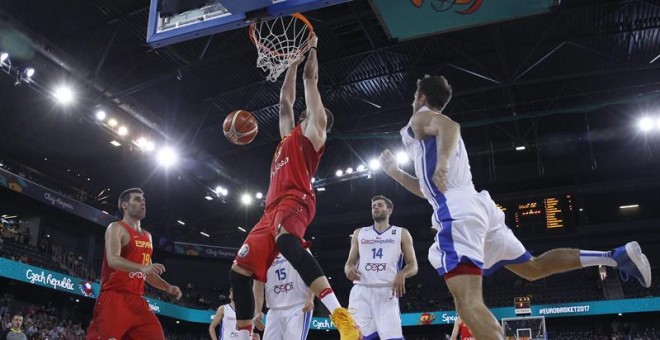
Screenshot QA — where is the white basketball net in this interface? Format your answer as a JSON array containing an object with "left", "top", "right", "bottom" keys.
[{"left": 250, "top": 14, "right": 313, "bottom": 82}]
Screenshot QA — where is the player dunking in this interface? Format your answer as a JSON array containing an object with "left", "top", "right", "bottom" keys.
[
  {"left": 379, "top": 75, "right": 652, "bottom": 339},
  {"left": 86, "top": 188, "right": 182, "bottom": 340},
  {"left": 344, "top": 195, "right": 418, "bottom": 340},
  {"left": 209, "top": 288, "right": 238, "bottom": 340},
  {"left": 229, "top": 35, "right": 360, "bottom": 340},
  {"left": 253, "top": 253, "right": 314, "bottom": 340}
]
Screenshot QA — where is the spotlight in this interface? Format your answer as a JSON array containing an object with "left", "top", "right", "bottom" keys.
[
  {"left": 0, "top": 52, "right": 8, "bottom": 64},
  {"left": 396, "top": 151, "right": 409, "bottom": 165},
  {"left": 107, "top": 118, "right": 118, "bottom": 127},
  {"left": 238, "top": 227, "right": 246, "bottom": 232},
  {"left": 311, "top": 177, "right": 316, "bottom": 183},
  {"left": 117, "top": 126, "right": 128, "bottom": 136},
  {"left": 95, "top": 110, "right": 106, "bottom": 121},
  {"left": 53, "top": 86, "right": 74, "bottom": 105},
  {"left": 335, "top": 170, "right": 343, "bottom": 177},
  {"left": 638, "top": 117, "right": 654, "bottom": 132},
  {"left": 255, "top": 192, "right": 263, "bottom": 199},
  {"left": 346, "top": 167, "right": 353, "bottom": 174},
  {"left": 356, "top": 164, "right": 365, "bottom": 172},
  {"left": 177, "top": 220, "right": 185, "bottom": 225},
  {"left": 369, "top": 159, "right": 381, "bottom": 170},
  {"left": 515, "top": 146, "right": 526, "bottom": 151},
  {"left": 157, "top": 147, "right": 178, "bottom": 167},
  {"left": 24, "top": 68, "right": 35, "bottom": 78},
  {"left": 200, "top": 232, "right": 210, "bottom": 237},
  {"left": 204, "top": 194, "right": 213, "bottom": 201},
  {"left": 110, "top": 140, "right": 121, "bottom": 147},
  {"left": 241, "top": 193, "right": 253, "bottom": 205}
]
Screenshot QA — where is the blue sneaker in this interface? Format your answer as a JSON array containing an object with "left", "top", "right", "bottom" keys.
[{"left": 612, "top": 241, "right": 652, "bottom": 288}]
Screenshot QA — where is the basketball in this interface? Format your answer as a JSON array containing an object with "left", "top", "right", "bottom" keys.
[{"left": 223, "top": 110, "right": 258, "bottom": 145}]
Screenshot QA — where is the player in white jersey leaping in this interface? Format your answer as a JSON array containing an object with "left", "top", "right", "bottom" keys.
[
  {"left": 344, "top": 195, "right": 418, "bottom": 340},
  {"left": 253, "top": 252, "right": 314, "bottom": 340},
  {"left": 379, "top": 75, "right": 652, "bottom": 339}
]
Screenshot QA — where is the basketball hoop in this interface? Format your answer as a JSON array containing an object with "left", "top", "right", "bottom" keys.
[{"left": 249, "top": 13, "right": 314, "bottom": 82}]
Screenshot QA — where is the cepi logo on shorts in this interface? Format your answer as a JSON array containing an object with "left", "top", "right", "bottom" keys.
[
  {"left": 238, "top": 244, "right": 250, "bottom": 257},
  {"left": 273, "top": 282, "right": 294, "bottom": 294},
  {"left": 364, "top": 263, "right": 387, "bottom": 272}
]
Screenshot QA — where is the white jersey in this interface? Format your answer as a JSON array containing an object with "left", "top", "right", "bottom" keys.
[
  {"left": 355, "top": 225, "right": 403, "bottom": 286},
  {"left": 401, "top": 106, "right": 474, "bottom": 228},
  {"left": 265, "top": 254, "right": 308, "bottom": 309},
  {"left": 219, "top": 303, "right": 237, "bottom": 340}
]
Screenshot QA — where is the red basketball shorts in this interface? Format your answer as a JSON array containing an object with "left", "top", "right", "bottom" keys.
[
  {"left": 234, "top": 196, "right": 313, "bottom": 282},
  {"left": 86, "top": 290, "right": 164, "bottom": 340}
]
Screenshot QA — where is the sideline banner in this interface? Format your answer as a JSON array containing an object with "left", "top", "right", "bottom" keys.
[
  {"left": 0, "top": 257, "right": 215, "bottom": 323},
  {"left": 370, "top": 0, "right": 558, "bottom": 41}
]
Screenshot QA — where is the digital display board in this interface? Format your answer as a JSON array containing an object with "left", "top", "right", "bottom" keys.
[{"left": 497, "top": 194, "right": 574, "bottom": 235}]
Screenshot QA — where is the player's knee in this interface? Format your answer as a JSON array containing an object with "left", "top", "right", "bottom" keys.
[{"left": 276, "top": 233, "right": 324, "bottom": 285}]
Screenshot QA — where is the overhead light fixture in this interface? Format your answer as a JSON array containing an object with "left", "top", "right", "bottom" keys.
[
  {"left": 117, "top": 126, "right": 128, "bottom": 136},
  {"left": 53, "top": 85, "right": 75, "bottom": 105},
  {"left": 516, "top": 146, "right": 526, "bottom": 151},
  {"left": 335, "top": 170, "right": 343, "bottom": 177},
  {"left": 200, "top": 232, "right": 210, "bottom": 237},
  {"left": 0, "top": 52, "right": 8, "bottom": 64},
  {"left": 177, "top": 220, "right": 185, "bottom": 225},
  {"left": 638, "top": 117, "right": 654, "bottom": 132},
  {"left": 346, "top": 167, "right": 353, "bottom": 174},
  {"left": 396, "top": 151, "right": 409, "bottom": 165},
  {"left": 238, "top": 226, "right": 246, "bottom": 232},
  {"left": 619, "top": 204, "right": 639, "bottom": 209},
  {"left": 255, "top": 192, "right": 263, "bottom": 199},
  {"left": 241, "top": 193, "right": 253, "bottom": 205},
  {"left": 107, "top": 118, "right": 118, "bottom": 127},
  {"left": 110, "top": 140, "right": 121, "bottom": 147},
  {"left": 369, "top": 159, "right": 381, "bottom": 170},
  {"left": 157, "top": 147, "right": 178, "bottom": 167},
  {"left": 356, "top": 164, "right": 365, "bottom": 172},
  {"left": 311, "top": 177, "right": 316, "bottom": 183},
  {"left": 204, "top": 194, "right": 213, "bottom": 201},
  {"left": 317, "top": 187, "right": 326, "bottom": 192},
  {"left": 95, "top": 110, "right": 106, "bottom": 121}
]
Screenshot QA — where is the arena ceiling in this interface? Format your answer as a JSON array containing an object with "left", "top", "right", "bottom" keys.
[{"left": 0, "top": 0, "right": 659, "bottom": 245}]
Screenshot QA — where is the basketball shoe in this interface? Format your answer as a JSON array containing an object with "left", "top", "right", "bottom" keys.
[
  {"left": 612, "top": 241, "right": 652, "bottom": 288},
  {"left": 331, "top": 308, "right": 361, "bottom": 340}
]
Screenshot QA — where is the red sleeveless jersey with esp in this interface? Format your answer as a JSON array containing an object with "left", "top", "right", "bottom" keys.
[
  {"left": 265, "top": 125, "right": 324, "bottom": 211},
  {"left": 459, "top": 321, "right": 474, "bottom": 339},
  {"left": 99, "top": 221, "right": 153, "bottom": 296}
]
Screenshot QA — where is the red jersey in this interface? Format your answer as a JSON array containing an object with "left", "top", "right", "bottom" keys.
[
  {"left": 265, "top": 125, "right": 324, "bottom": 211},
  {"left": 459, "top": 321, "right": 474, "bottom": 339},
  {"left": 99, "top": 221, "right": 153, "bottom": 296}
]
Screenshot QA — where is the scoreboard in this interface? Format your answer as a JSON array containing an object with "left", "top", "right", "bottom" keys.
[{"left": 496, "top": 194, "right": 575, "bottom": 235}]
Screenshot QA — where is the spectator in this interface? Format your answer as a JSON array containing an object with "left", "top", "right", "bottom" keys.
[{"left": 1, "top": 314, "right": 27, "bottom": 340}]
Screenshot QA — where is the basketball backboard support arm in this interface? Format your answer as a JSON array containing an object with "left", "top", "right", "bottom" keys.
[{"left": 147, "top": 0, "right": 353, "bottom": 48}]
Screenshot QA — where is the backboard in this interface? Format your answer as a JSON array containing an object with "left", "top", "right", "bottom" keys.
[{"left": 147, "top": 0, "right": 353, "bottom": 47}]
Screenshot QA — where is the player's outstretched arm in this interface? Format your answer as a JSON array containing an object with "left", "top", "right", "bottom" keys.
[
  {"left": 209, "top": 306, "right": 224, "bottom": 340},
  {"left": 302, "top": 34, "right": 327, "bottom": 151},
  {"left": 379, "top": 149, "right": 425, "bottom": 198},
  {"left": 253, "top": 280, "right": 266, "bottom": 331},
  {"left": 279, "top": 56, "right": 304, "bottom": 138},
  {"left": 344, "top": 229, "right": 362, "bottom": 281}
]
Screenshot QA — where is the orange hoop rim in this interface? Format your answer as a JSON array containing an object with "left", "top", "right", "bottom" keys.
[{"left": 249, "top": 13, "right": 315, "bottom": 58}]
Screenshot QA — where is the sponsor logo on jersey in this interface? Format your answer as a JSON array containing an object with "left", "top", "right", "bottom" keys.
[
  {"left": 273, "top": 282, "right": 294, "bottom": 294},
  {"left": 364, "top": 263, "right": 387, "bottom": 272},
  {"left": 128, "top": 271, "right": 146, "bottom": 280},
  {"left": 134, "top": 240, "right": 152, "bottom": 249},
  {"left": 360, "top": 238, "right": 395, "bottom": 245},
  {"left": 238, "top": 244, "right": 250, "bottom": 257},
  {"left": 272, "top": 256, "right": 288, "bottom": 266}
]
